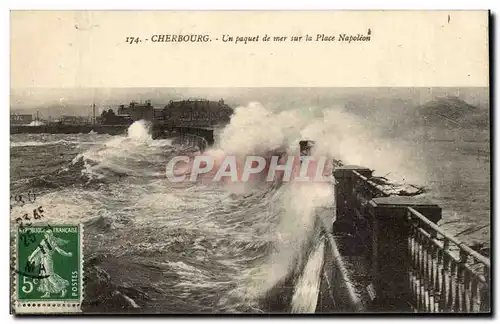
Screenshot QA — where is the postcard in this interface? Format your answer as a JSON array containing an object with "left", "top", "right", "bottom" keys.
[{"left": 10, "top": 10, "right": 490, "bottom": 315}]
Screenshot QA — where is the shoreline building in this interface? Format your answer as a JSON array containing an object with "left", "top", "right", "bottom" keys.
[
  {"left": 117, "top": 99, "right": 233, "bottom": 127},
  {"left": 160, "top": 98, "right": 233, "bottom": 127},
  {"left": 10, "top": 113, "right": 33, "bottom": 126}
]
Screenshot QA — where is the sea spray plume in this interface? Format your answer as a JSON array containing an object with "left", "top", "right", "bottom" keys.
[
  {"left": 209, "top": 104, "right": 335, "bottom": 299},
  {"left": 202, "top": 102, "right": 424, "bottom": 305},
  {"left": 291, "top": 239, "right": 325, "bottom": 313},
  {"left": 74, "top": 120, "right": 166, "bottom": 180},
  {"left": 218, "top": 101, "right": 424, "bottom": 185},
  {"left": 301, "top": 107, "right": 425, "bottom": 185},
  {"left": 182, "top": 150, "right": 293, "bottom": 191},
  {"left": 215, "top": 102, "right": 314, "bottom": 155},
  {"left": 127, "top": 120, "right": 153, "bottom": 143},
  {"left": 28, "top": 120, "right": 45, "bottom": 126},
  {"left": 165, "top": 154, "right": 332, "bottom": 183},
  {"left": 199, "top": 102, "right": 323, "bottom": 189},
  {"left": 241, "top": 182, "right": 334, "bottom": 303}
]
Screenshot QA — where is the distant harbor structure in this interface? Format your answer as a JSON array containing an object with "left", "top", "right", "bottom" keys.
[
  {"left": 115, "top": 98, "right": 233, "bottom": 127},
  {"left": 10, "top": 98, "right": 234, "bottom": 138},
  {"left": 10, "top": 113, "right": 33, "bottom": 126}
]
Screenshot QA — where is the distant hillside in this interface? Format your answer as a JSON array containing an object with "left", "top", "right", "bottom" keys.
[
  {"left": 414, "top": 96, "right": 489, "bottom": 130},
  {"left": 342, "top": 95, "right": 489, "bottom": 141}
]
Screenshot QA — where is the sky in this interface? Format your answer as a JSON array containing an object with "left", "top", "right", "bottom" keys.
[{"left": 10, "top": 87, "right": 489, "bottom": 113}]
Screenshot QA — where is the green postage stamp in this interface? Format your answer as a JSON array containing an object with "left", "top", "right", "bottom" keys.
[{"left": 14, "top": 224, "right": 84, "bottom": 313}]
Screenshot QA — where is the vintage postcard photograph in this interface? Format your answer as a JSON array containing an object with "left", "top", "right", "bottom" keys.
[{"left": 9, "top": 11, "right": 490, "bottom": 315}]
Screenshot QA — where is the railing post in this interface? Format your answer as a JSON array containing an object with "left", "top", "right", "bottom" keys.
[
  {"left": 332, "top": 166, "right": 372, "bottom": 233},
  {"left": 480, "top": 266, "right": 490, "bottom": 312},
  {"left": 368, "top": 197, "right": 441, "bottom": 311}
]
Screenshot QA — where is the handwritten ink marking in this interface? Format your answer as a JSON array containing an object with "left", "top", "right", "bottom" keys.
[
  {"left": 15, "top": 205, "right": 46, "bottom": 248},
  {"left": 10, "top": 190, "right": 37, "bottom": 210}
]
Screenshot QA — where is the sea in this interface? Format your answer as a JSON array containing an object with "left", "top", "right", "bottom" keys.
[{"left": 9, "top": 102, "right": 490, "bottom": 313}]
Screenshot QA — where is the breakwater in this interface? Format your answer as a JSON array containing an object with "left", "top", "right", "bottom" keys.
[
  {"left": 10, "top": 125, "right": 215, "bottom": 151},
  {"left": 153, "top": 126, "right": 215, "bottom": 146},
  {"left": 153, "top": 126, "right": 214, "bottom": 152},
  {"left": 174, "top": 133, "right": 209, "bottom": 152},
  {"left": 10, "top": 124, "right": 128, "bottom": 135}
]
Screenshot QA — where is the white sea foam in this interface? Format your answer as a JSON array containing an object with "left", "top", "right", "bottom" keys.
[{"left": 211, "top": 101, "right": 423, "bottom": 308}]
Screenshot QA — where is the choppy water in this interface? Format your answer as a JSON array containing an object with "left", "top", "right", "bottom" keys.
[
  {"left": 10, "top": 127, "right": 334, "bottom": 313},
  {"left": 10, "top": 104, "right": 490, "bottom": 313}
]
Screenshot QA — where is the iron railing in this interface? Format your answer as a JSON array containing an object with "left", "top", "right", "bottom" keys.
[
  {"left": 407, "top": 207, "right": 490, "bottom": 313},
  {"left": 345, "top": 169, "right": 490, "bottom": 312}
]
